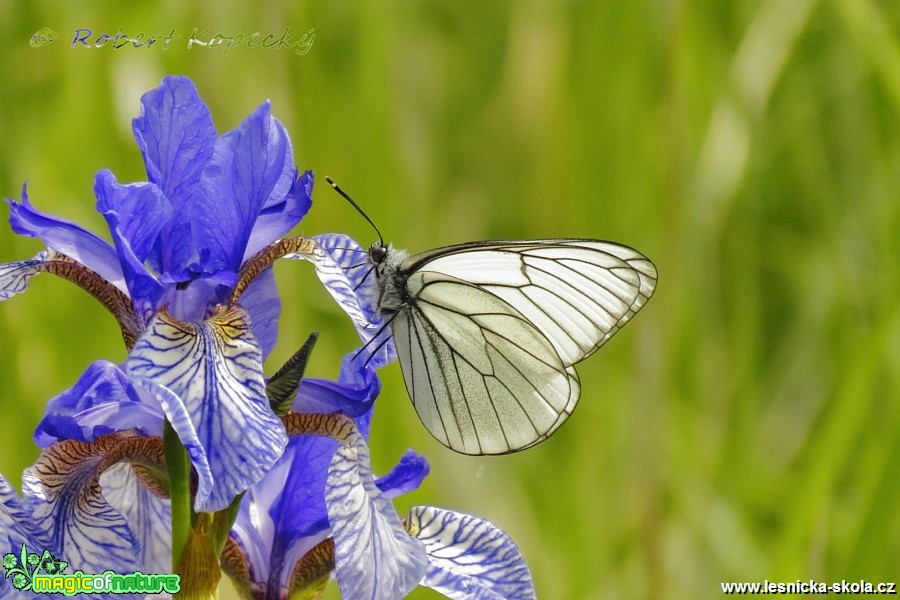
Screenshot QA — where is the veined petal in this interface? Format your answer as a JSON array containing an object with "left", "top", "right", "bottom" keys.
[
  {"left": 0, "top": 474, "right": 57, "bottom": 560},
  {"left": 130, "top": 376, "right": 214, "bottom": 512},
  {"left": 5, "top": 186, "right": 125, "bottom": 292},
  {"left": 133, "top": 75, "right": 217, "bottom": 202},
  {"left": 100, "top": 463, "right": 171, "bottom": 574},
  {"left": 194, "top": 101, "right": 294, "bottom": 275},
  {"left": 0, "top": 251, "right": 48, "bottom": 300},
  {"left": 290, "top": 234, "right": 395, "bottom": 367},
  {"left": 243, "top": 169, "right": 314, "bottom": 262},
  {"left": 125, "top": 305, "right": 288, "bottom": 512},
  {"left": 94, "top": 171, "right": 171, "bottom": 265},
  {"left": 309, "top": 234, "right": 382, "bottom": 328},
  {"left": 23, "top": 435, "right": 156, "bottom": 577},
  {"left": 326, "top": 438, "right": 428, "bottom": 600},
  {"left": 407, "top": 507, "right": 536, "bottom": 600},
  {"left": 133, "top": 75, "right": 217, "bottom": 275},
  {"left": 0, "top": 477, "right": 62, "bottom": 598},
  {"left": 94, "top": 170, "right": 167, "bottom": 313}
]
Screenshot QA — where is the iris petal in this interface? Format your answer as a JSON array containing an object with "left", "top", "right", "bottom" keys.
[
  {"left": 194, "top": 101, "right": 294, "bottom": 275},
  {"left": 94, "top": 170, "right": 172, "bottom": 265},
  {"left": 130, "top": 376, "right": 214, "bottom": 510},
  {"left": 125, "top": 305, "right": 287, "bottom": 512},
  {"left": 243, "top": 169, "right": 314, "bottom": 263},
  {"left": 0, "top": 251, "right": 48, "bottom": 301},
  {"left": 295, "top": 351, "right": 380, "bottom": 418},
  {"left": 94, "top": 170, "right": 169, "bottom": 316},
  {"left": 290, "top": 234, "right": 395, "bottom": 367},
  {"left": 238, "top": 266, "right": 281, "bottom": 360},
  {"left": 326, "top": 437, "right": 428, "bottom": 600},
  {"left": 34, "top": 360, "right": 164, "bottom": 448},
  {"left": 0, "top": 475, "right": 57, "bottom": 574},
  {"left": 265, "top": 435, "right": 337, "bottom": 589},
  {"left": 375, "top": 451, "right": 430, "bottom": 499},
  {"left": 5, "top": 186, "right": 125, "bottom": 292},
  {"left": 23, "top": 437, "right": 143, "bottom": 576},
  {"left": 100, "top": 463, "right": 171, "bottom": 574},
  {"left": 133, "top": 75, "right": 217, "bottom": 276},
  {"left": 407, "top": 506, "right": 536, "bottom": 600}
]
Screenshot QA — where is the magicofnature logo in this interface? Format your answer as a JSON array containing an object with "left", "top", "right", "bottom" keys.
[
  {"left": 2, "top": 544, "right": 180, "bottom": 595},
  {"left": 3, "top": 544, "right": 68, "bottom": 592}
]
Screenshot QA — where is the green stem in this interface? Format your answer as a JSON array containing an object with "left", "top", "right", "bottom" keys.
[{"left": 165, "top": 420, "right": 193, "bottom": 571}]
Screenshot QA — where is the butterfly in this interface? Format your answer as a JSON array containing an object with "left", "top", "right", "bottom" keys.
[{"left": 366, "top": 238, "right": 657, "bottom": 455}]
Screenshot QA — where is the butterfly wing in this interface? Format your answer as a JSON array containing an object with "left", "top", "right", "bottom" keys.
[
  {"left": 392, "top": 240, "right": 656, "bottom": 455},
  {"left": 402, "top": 240, "right": 657, "bottom": 364},
  {"left": 392, "top": 270, "right": 580, "bottom": 455}
]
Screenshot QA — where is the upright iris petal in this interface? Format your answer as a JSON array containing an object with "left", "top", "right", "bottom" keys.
[{"left": 132, "top": 74, "right": 218, "bottom": 279}]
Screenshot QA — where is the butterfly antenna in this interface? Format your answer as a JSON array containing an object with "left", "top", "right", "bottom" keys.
[{"left": 325, "top": 176, "right": 385, "bottom": 246}]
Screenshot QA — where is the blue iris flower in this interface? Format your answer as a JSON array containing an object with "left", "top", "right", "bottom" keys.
[
  {"left": 1, "top": 75, "right": 312, "bottom": 512},
  {"left": 226, "top": 350, "right": 534, "bottom": 600}
]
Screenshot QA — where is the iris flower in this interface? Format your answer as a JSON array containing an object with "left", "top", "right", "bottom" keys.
[
  {"left": 224, "top": 351, "right": 535, "bottom": 600},
  {"left": 1, "top": 75, "right": 312, "bottom": 512}
]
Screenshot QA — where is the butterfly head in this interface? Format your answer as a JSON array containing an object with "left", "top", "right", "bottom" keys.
[
  {"left": 367, "top": 241, "right": 410, "bottom": 313},
  {"left": 368, "top": 240, "right": 390, "bottom": 266},
  {"left": 367, "top": 241, "right": 408, "bottom": 273}
]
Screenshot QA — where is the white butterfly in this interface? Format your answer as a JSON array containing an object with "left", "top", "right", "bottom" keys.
[{"left": 367, "top": 238, "right": 657, "bottom": 455}]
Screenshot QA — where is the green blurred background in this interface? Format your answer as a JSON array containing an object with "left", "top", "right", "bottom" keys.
[{"left": 2, "top": 1, "right": 900, "bottom": 598}]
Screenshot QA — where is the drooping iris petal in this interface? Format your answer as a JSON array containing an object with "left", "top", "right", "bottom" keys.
[
  {"left": 406, "top": 506, "right": 536, "bottom": 600},
  {"left": 100, "top": 463, "right": 171, "bottom": 574},
  {"left": 195, "top": 101, "right": 294, "bottom": 277},
  {"left": 289, "top": 233, "right": 395, "bottom": 367},
  {"left": 326, "top": 437, "right": 428, "bottom": 600},
  {"left": 22, "top": 435, "right": 154, "bottom": 576},
  {"left": 244, "top": 169, "right": 314, "bottom": 262},
  {"left": 0, "top": 251, "right": 48, "bottom": 300},
  {"left": 5, "top": 186, "right": 125, "bottom": 292},
  {"left": 130, "top": 376, "right": 214, "bottom": 510},
  {"left": 309, "top": 233, "right": 382, "bottom": 327},
  {"left": 125, "top": 305, "right": 287, "bottom": 512},
  {"left": 0, "top": 475, "right": 58, "bottom": 594},
  {"left": 132, "top": 74, "right": 217, "bottom": 276},
  {"left": 94, "top": 170, "right": 170, "bottom": 317},
  {"left": 34, "top": 361, "right": 164, "bottom": 448}
]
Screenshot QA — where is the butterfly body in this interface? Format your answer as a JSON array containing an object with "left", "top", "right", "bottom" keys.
[{"left": 368, "top": 239, "right": 657, "bottom": 455}]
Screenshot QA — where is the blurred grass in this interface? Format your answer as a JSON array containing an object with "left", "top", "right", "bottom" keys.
[{"left": 2, "top": 1, "right": 900, "bottom": 598}]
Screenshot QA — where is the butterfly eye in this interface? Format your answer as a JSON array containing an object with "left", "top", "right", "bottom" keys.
[{"left": 369, "top": 243, "right": 388, "bottom": 266}]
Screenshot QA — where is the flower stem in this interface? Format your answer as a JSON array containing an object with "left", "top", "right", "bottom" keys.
[{"left": 165, "top": 420, "right": 193, "bottom": 570}]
